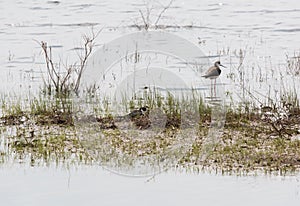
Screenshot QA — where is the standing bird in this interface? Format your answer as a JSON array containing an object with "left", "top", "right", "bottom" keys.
[{"left": 202, "top": 61, "right": 226, "bottom": 96}]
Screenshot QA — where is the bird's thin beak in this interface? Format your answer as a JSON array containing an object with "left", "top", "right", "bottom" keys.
[{"left": 220, "top": 64, "right": 226, "bottom": 68}]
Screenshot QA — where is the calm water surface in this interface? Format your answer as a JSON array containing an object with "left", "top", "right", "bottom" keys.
[
  {"left": 0, "top": 165, "right": 300, "bottom": 206},
  {"left": 0, "top": 0, "right": 299, "bottom": 96},
  {"left": 0, "top": 0, "right": 300, "bottom": 205}
]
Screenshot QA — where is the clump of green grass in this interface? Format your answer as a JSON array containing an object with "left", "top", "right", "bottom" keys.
[
  {"left": 0, "top": 94, "right": 73, "bottom": 126},
  {"left": 0, "top": 98, "right": 27, "bottom": 125},
  {"left": 30, "top": 95, "right": 73, "bottom": 126},
  {"left": 7, "top": 126, "right": 91, "bottom": 166}
]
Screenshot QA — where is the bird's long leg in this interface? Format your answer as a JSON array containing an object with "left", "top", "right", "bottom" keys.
[
  {"left": 214, "top": 79, "right": 216, "bottom": 97},
  {"left": 210, "top": 79, "right": 213, "bottom": 97}
]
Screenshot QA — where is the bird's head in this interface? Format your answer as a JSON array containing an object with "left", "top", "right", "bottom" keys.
[
  {"left": 215, "top": 61, "right": 226, "bottom": 68},
  {"left": 139, "top": 106, "right": 149, "bottom": 115}
]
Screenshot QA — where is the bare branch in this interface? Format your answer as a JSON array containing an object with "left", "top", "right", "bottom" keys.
[
  {"left": 139, "top": 9, "right": 149, "bottom": 30},
  {"left": 37, "top": 28, "right": 101, "bottom": 96},
  {"left": 74, "top": 28, "right": 102, "bottom": 93},
  {"left": 154, "top": 0, "right": 174, "bottom": 26},
  {"left": 40, "top": 41, "right": 59, "bottom": 90}
]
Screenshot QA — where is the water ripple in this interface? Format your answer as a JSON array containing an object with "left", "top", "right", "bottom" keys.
[
  {"left": 273, "top": 28, "right": 300, "bottom": 32},
  {"left": 30, "top": 7, "right": 50, "bottom": 10},
  {"left": 47, "top": 1, "right": 60, "bottom": 5},
  {"left": 234, "top": 9, "right": 300, "bottom": 14}
]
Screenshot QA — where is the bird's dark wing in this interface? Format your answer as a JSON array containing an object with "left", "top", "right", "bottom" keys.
[{"left": 202, "top": 66, "right": 219, "bottom": 78}]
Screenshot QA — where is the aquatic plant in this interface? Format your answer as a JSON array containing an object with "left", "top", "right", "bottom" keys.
[
  {"left": 135, "top": 0, "right": 174, "bottom": 30},
  {"left": 37, "top": 29, "right": 100, "bottom": 97},
  {"left": 286, "top": 52, "right": 300, "bottom": 76}
]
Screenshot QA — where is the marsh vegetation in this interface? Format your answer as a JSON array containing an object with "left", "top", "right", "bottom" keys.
[
  {"left": 0, "top": 1, "right": 300, "bottom": 176},
  {"left": 1, "top": 49, "right": 299, "bottom": 175}
]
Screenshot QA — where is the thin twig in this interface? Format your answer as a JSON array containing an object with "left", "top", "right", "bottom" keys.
[
  {"left": 40, "top": 41, "right": 59, "bottom": 90},
  {"left": 139, "top": 9, "right": 149, "bottom": 30},
  {"left": 154, "top": 0, "right": 174, "bottom": 26},
  {"left": 36, "top": 28, "right": 100, "bottom": 96},
  {"left": 74, "top": 28, "right": 101, "bottom": 94}
]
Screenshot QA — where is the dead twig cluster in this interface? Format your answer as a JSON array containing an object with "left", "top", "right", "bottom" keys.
[
  {"left": 286, "top": 52, "right": 300, "bottom": 76},
  {"left": 136, "top": 0, "right": 174, "bottom": 30},
  {"left": 37, "top": 29, "right": 100, "bottom": 96}
]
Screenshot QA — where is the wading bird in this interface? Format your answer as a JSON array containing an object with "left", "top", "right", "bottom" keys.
[{"left": 202, "top": 61, "right": 226, "bottom": 96}]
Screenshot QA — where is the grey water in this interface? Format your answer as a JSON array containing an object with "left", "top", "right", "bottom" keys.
[
  {"left": 0, "top": 165, "right": 300, "bottom": 206},
  {"left": 1, "top": 0, "right": 300, "bottom": 98},
  {"left": 0, "top": 0, "right": 300, "bottom": 205}
]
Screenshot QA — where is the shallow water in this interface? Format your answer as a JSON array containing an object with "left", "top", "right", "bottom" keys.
[
  {"left": 0, "top": 0, "right": 299, "bottom": 97},
  {"left": 0, "top": 0, "right": 300, "bottom": 204},
  {"left": 0, "top": 165, "right": 300, "bottom": 206}
]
